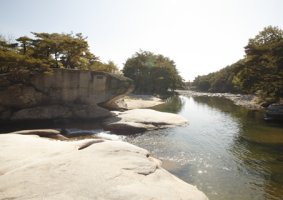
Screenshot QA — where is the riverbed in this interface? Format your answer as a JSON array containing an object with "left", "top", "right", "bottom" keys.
[{"left": 125, "top": 95, "right": 283, "bottom": 200}]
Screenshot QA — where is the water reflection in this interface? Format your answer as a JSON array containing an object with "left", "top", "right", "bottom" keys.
[
  {"left": 128, "top": 95, "right": 283, "bottom": 200},
  {"left": 192, "top": 96, "right": 263, "bottom": 122},
  {"left": 152, "top": 95, "right": 185, "bottom": 113},
  {"left": 192, "top": 96, "right": 283, "bottom": 145},
  {"left": 231, "top": 137, "right": 283, "bottom": 199}
]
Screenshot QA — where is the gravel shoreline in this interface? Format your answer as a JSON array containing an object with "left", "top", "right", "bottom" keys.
[{"left": 177, "top": 90, "right": 263, "bottom": 110}]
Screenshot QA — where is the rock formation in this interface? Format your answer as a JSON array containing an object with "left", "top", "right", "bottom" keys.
[
  {"left": 104, "top": 109, "right": 188, "bottom": 134},
  {"left": 0, "top": 133, "right": 208, "bottom": 200},
  {"left": 0, "top": 69, "right": 133, "bottom": 121}
]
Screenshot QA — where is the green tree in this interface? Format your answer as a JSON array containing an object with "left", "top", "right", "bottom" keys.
[
  {"left": 123, "top": 50, "right": 184, "bottom": 94},
  {"left": 16, "top": 36, "right": 33, "bottom": 55},
  {"left": 192, "top": 26, "right": 283, "bottom": 103},
  {"left": 29, "top": 32, "right": 98, "bottom": 69},
  {"left": 236, "top": 26, "right": 283, "bottom": 101},
  {"left": 0, "top": 47, "right": 51, "bottom": 82},
  {"left": 1, "top": 31, "right": 124, "bottom": 84},
  {"left": 89, "top": 60, "right": 119, "bottom": 73}
]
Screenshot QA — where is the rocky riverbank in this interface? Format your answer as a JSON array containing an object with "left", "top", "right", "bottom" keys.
[
  {"left": 0, "top": 69, "right": 133, "bottom": 122},
  {"left": 109, "top": 94, "right": 165, "bottom": 110},
  {"left": 178, "top": 90, "right": 263, "bottom": 110},
  {"left": 0, "top": 131, "right": 208, "bottom": 200},
  {"left": 0, "top": 68, "right": 209, "bottom": 199}
]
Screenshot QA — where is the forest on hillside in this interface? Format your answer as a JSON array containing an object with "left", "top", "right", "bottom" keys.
[{"left": 192, "top": 26, "right": 283, "bottom": 104}]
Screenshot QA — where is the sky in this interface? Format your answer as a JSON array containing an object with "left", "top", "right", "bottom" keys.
[{"left": 1, "top": 0, "right": 283, "bottom": 81}]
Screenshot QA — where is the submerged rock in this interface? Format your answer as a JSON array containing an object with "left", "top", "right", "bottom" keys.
[
  {"left": 104, "top": 109, "right": 188, "bottom": 134},
  {"left": 0, "top": 134, "right": 208, "bottom": 200}
]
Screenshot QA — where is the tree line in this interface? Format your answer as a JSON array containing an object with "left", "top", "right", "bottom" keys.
[
  {"left": 0, "top": 32, "right": 184, "bottom": 95},
  {"left": 192, "top": 26, "right": 283, "bottom": 104},
  {"left": 123, "top": 50, "right": 184, "bottom": 94},
  {"left": 0, "top": 32, "right": 118, "bottom": 83}
]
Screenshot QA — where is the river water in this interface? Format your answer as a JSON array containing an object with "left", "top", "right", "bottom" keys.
[
  {"left": 2, "top": 94, "right": 283, "bottom": 199},
  {"left": 125, "top": 95, "right": 283, "bottom": 200}
]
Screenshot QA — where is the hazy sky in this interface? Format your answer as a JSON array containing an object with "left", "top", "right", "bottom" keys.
[{"left": 1, "top": 0, "right": 283, "bottom": 81}]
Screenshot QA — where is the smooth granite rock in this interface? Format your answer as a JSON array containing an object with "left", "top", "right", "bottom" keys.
[
  {"left": 0, "top": 134, "right": 208, "bottom": 200},
  {"left": 104, "top": 109, "right": 188, "bottom": 134},
  {"left": 8, "top": 129, "right": 68, "bottom": 140},
  {"left": 0, "top": 69, "right": 133, "bottom": 121}
]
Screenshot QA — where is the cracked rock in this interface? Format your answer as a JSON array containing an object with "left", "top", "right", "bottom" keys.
[{"left": 0, "top": 133, "right": 208, "bottom": 200}]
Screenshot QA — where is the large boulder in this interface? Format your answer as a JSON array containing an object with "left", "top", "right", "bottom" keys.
[
  {"left": 0, "top": 69, "right": 133, "bottom": 121},
  {"left": 0, "top": 134, "right": 208, "bottom": 200},
  {"left": 104, "top": 109, "right": 188, "bottom": 134}
]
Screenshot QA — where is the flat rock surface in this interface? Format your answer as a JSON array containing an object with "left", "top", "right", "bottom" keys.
[
  {"left": 104, "top": 109, "right": 188, "bottom": 134},
  {"left": 0, "top": 134, "right": 208, "bottom": 200},
  {"left": 107, "top": 94, "right": 165, "bottom": 110},
  {"left": 123, "top": 95, "right": 165, "bottom": 109}
]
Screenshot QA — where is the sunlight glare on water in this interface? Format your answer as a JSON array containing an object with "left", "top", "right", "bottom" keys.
[{"left": 125, "top": 95, "right": 283, "bottom": 200}]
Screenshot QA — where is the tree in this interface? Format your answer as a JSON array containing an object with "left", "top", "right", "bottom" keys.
[
  {"left": 89, "top": 60, "right": 119, "bottom": 73},
  {"left": 238, "top": 26, "right": 283, "bottom": 100},
  {"left": 29, "top": 32, "right": 98, "bottom": 69},
  {"left": 192, "top": 26, "right": 283, "bottom": 103},
  {"left": 0, "top": 46, "right": 51, "bottom": 82},
  {"left": 16, "top": 36, "right": 33, "bottom": 55},
  {"left": 0, "top": 32, "right": 115, "bottom": 84},
  {"left": 123, "top": 50, "right": 184, "bottom": 94}
]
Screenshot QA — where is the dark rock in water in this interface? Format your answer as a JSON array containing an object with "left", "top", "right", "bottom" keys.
[
  {"left": 264, "top": 104, "right": 283, "bottom": 121},
  {"left": 0, "top": 69, "right": 133, "bottom": 122}
]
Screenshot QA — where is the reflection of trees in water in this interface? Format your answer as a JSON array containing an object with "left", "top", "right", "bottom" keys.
[
  {"left": 192, "top": 96, "right": 237, "bottom": 111},
  {"left": 153, "top": 95, "right": 185, "bottom": 113},
  {"left": 193, "top": 96, "right": 283, "bottom": 145},
  {"left": 193, "top": 95, "right": 283, "bottom": 198},
  {"left": 230, "top": 137, "right": 283, "bottom": 198},
  {"left": 192, "top": 96, "right": 263, "bottom": 121}
]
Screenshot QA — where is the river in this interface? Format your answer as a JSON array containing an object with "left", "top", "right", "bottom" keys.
[
  {"left": 1, "top": 94, "right": 283, "bottom": 200},
  {"left": 125, "top": 95, "right": 283, "bottom": 200}
]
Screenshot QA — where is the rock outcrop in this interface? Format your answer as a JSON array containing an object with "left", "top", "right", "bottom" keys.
[
  {"left": 0, "top": 133, "right": 208, "bottom": 200},
  {"left": 0, "top": 69, "right": 133, "bottom": 121},
  {"left": 104, "top": 109, "right": 188, "bottom": 134}
]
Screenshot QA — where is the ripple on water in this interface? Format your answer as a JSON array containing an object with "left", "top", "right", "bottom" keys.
[{"left": 125, "top": 95, "right": 283, "bottom": 200}]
